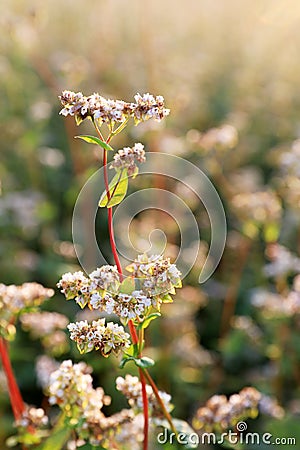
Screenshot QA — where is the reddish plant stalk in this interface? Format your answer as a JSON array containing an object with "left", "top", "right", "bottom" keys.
[
  {"left": 102, "top": 147, "right": 149, "bottom": 449},
  {"left": 139, "top": 368, "right": 149, "bottom": 450},
  {"left": 143, "top": 369, "right": 177, "bottom": 436},
  {"left": 0, "top": 337, "right": 25, "bottom": 421},
  {"left": 102, "top": 149, "right": 123, "bottom": 277},
  {"left": 108, "top": 207, "right": 123, "bottom": 278}
]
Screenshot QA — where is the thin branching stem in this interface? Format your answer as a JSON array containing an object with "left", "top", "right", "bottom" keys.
[
  {"left": 93, "top": 123, "right": 149, "bottom": 449},
  {"left": 142, "top": 368, "right": 178, "bottom": 436}
]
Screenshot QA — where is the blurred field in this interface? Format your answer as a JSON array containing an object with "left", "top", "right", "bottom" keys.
[{"left": 1, "top": 0, "right": 300, "bottom": 448}]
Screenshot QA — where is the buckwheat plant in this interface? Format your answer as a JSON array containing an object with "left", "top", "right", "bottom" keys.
[{"left": 56, "top": 90, "right": 182, "bottom": 449}]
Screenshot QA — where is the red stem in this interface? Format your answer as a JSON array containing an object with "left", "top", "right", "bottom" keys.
[
  {"left": 108, "top": 207, "right": 123, "bottom": 277},
  {"left": 139, "top": 368, "right": 149, "bottom": 450},
  {"left": 128, "top": 320, "right": 139, "bottom": 345},
  {"left": 102, "top": 149, "right": 123, "bottom": 277},
  {"left": 0, "top": 337, "right": 25, "bottom": 420}
]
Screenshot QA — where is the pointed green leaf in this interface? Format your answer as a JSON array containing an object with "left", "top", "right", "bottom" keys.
[
  {"left": 137, "top": 313, "right": 161, "bottom": 330},
  {"left": 119, "top": 277, "right": 135, "bottom": 294},
  {"left": 75, "top": 135, "right": 114, "bottom": 151},
  {"left": 120, "top": 354, "right": 154, "bottom": 369},
  {"left": 125, "top": 343, "right": 139, "bottom": 357},
  {"left": 99, "top": 169, "right": 128, "bottom": 207},
  {"left": 161, "top": 294, "right": 174, "bottom": 303},
  {"left": 119, "top": 355, "right": 135, "bottom": 369}
]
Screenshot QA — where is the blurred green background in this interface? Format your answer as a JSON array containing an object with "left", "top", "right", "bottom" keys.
[{"left": 1, "top": 0, "right": 300, "bottom": 448}]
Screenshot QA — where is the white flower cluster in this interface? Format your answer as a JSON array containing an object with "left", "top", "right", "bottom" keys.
[
  {"left": 264, "top": 244, "right": 300, "bottom": 278},
  {"left": 57, "top": 270, "right": 91, "bottom": 305},
  {"left": 57, "top": 266, "right": 120, "bottom": 308},
  {"left": 0, "top": 283, "right": 54, "bottom": 314},
  {"left": 113, "top": 413, "right": 144, "bottom": 450},
  {"left": 67, "top": 408, "right": 136, "bottom": 450},
  {"left": 116, "top": 374, "right": 173, "bottom": 416},
  {"left": 259, "top": 394, "right": 284, "bottom": 419},
  {"left": 231, "top": 190, "right": 281, "bottom": 224},
  {"left": 127, "top": 254, "right": 182, "bottom": 300},
  {"left": 90, "top": 289, "right": 152, "bottom": 321},
  {"left": 0, "top": 282, "right": 54, "bottom": 339},
  {"left": 89, "top": 265, "right": 120, "bottom": 292},
  {"left": 20, "top": 312, "right": 68, "bottom": 337},
  {"left": 110, "top": 143, "right": 146, "bottom": 176},
  {"left": 59, "top": 91, "right": 169, "bottom": 126},
  {"left": 193, "top": 387, "right": 262, "bottom": 431},
  {"left": 231, "top": 316, "right": 263, "bottom": 342},
  {"left": 198, "top": 124, "right": 238, "bottom": 152},
  {"left": 252, "top": 276, "right": 300, "bottom": 318},
  {"left": 58, "top": 255, "right": 181, "bottom": 325},
  {"left": 133, "top": 93, "right": 170, "bottom": 123},
  {"left": 48, "top": 360, "right": 110, "bottom": 418},
  {"left": 47, "top": 360, "right": 147, "bottom": 449},
  {"left": 113, "top": 291, "right": 152, "bottom": 320},
  {"left": 67, "top": 319, "right": 130, "bottom": 356}
]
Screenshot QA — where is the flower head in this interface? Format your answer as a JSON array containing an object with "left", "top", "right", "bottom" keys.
[
  {"left": 59, "top": 91, "right": 169, "bottom": 127},
  {"left": 193, "top": 387, "right": 262, "bottom": 432},
  {"left": 110, "top": 143, "right": 146, "bottom": 176},
  {"left": 15, "top": 406, "right": 48, "bottom": 430},
  {"left": 127, "top": 254, "right": 182, "bottom": 300},
  {"left": 89, "top": 265, "right": 120, "bottom": 293},
  {"left": 20, "top": 312, "right": 68, "bottom": 337},
  {"left": 47, "top": 360, "right": 111, "bottom": 425},
  {"left": 133, "top": 93, "right": 170, "bottom": 124},
  {"left": 0, "top": 283, "right": 54, "bottom": 339},
  {"left": 67, "top": 319, "right": 130, "bottom": 356}
]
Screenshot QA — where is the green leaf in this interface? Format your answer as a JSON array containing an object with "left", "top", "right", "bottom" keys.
[
  {"left": 119, "top": 355, "right": 155, "bottom": 369},
  {"left": 99, "top": 169, "right": 128, "bottom": 207},
  {"left": 135, "top": 356, "right": 155, "bottom": 368},
  {"left": 137, "top": 313, "right": 161, "bottom": 330},
  {"left": 75, "top": 135, "right": 114, "bottom": 151},
  {"left": 125, "top": 343, "right": 139, "bottom": 357},
  {"left": 119, "top": 277, "right": 135, "bottom": 294},
  {"left": 161, "top": 294, "right": 174, "bottom": 303}
]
